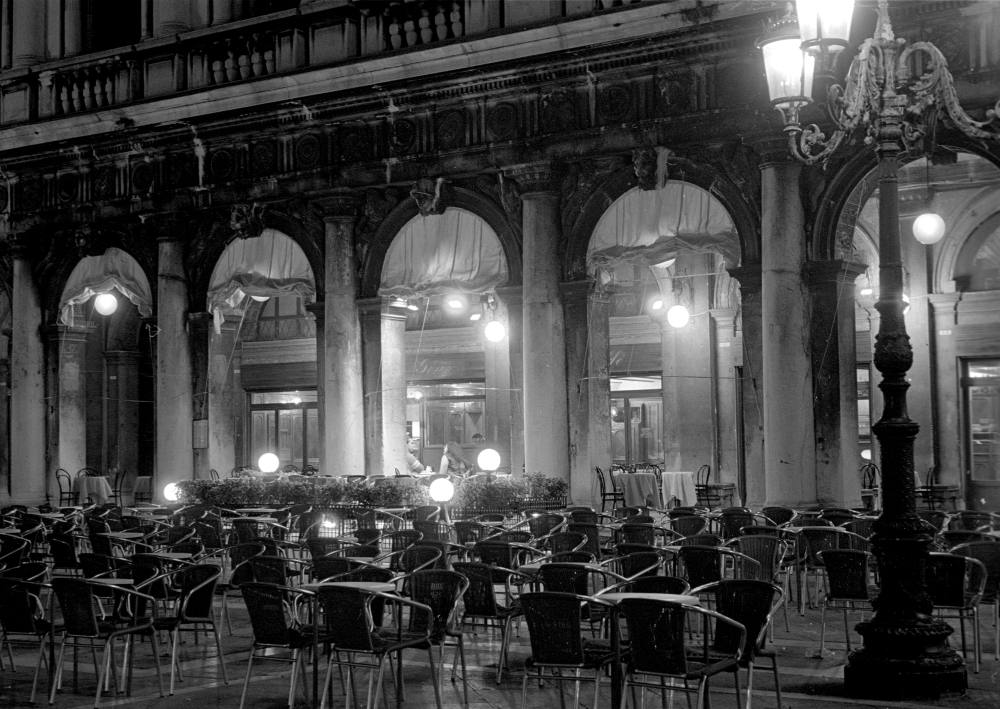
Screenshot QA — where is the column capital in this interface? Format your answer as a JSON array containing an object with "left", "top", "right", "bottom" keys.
[
  {"left": 710, "top": 308, "right": 737, "bottom": 325},
  {"left": 304, "top": 301, "right": 325, "bottom": 318},
  {"left": 317, "top": 192, "right": 360, "bottom": 221},
  {"left": 805, "top": 259, "right": 868, "bottom": 287},
  {"left": 752, "top": 136, "right": 795, "bottom": 168},
  {"left": 187, "top": 311, "right": 213, "bottom": 329},
  {"left": 495, "top": 285, "right": 523, "bottom": 309},
  {"left": 502, "top": 162, "right": 562, "bottom": 194},
  {"left": 356, "top": 295, "right": 409, "bottom": 320}
]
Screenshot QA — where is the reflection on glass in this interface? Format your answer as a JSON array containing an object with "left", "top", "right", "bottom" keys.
[{"left": 967, "top": 360, "right": 1000, "bottom": 482}]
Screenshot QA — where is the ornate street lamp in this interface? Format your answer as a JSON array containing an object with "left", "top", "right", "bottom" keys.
[{"left": 759, "top": 0, "right": 1000, "bottom": 697}]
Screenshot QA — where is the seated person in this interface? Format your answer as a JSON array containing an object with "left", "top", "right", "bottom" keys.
[
  {"left": 405, "top": 437, "right": 426, "bottom": 475},
  {"left": 438, "top": 441, "right": 473, "bottom": 478}
]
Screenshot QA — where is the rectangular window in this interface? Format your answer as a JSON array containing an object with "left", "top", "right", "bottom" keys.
[
  {"left": 857, "top": 365, "right": 871, "bottom": 443},
  {"left": 248, "top": 389, "right": 317, "bottom": 470}
]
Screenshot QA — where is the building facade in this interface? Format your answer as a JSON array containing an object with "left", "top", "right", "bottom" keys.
[{"left": 0, "top": 0, "right": 998, "bottom": 510}]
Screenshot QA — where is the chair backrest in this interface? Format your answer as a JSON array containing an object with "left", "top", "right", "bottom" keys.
[
  {"left": 726, "top": 535, "right": 786, "bottom": 582},
  {"left": 939, "top": 530, "right": 995, "bottom": 549},
  {"left": 311, "top": 555, "right": 354, "bottom": 581},
  {"left": 926, "top": 552, "right": 987, "bottom": 608},
  {"left": 594, "top": 466, "right": 609, "bottom": 497},
  {"left": 566, "top": 522, "right": 601, "bottom": 557},
  {"left": 950, "top": 511, "right": 994, "bottom": 532},
  {"left": 413, "top": 520, "right": 452, "bottom": 542},
  {"left": 527, "top": 513, "right": 565, "bottom": 539},
  {"left": 315, "top": 585, "right": 379, "bottom": 651},
  {"left": 842, "top": 517, "right": 876, "bottom": 538},
  {"left": 609, "top": 551, "right": 662, "bottom": 578},
  {"left": 860, "top": 462, "right": 880, "bottom": 489},
  {"left": 52, "top": 577, "right": 102, "bottom": 637},
  {"left": 719, "top": 510, "right": 756, "bottom": 540},
  {"left": 817, "top": 549, "right": 873, "bottom": 601},
  {"left": 620, "top": 575, "right": 690, "bottom": 595},
  {"left": 240, "top": 582, "right": 296, "bottom": 646},
  {"left": 617, "top": 523, "right": 656, "bottom": 546},
  {"left": 537, "top": 562, "right": 598, "bottom": 595},
  {"left": 761, "top": 506, "right": 796, "bottom": 526},
  {"left": 520, "top": 592, "right": 595, "bottom": 665},
  {"left": 249, "top": 556, "right": 292, "bottom": 585},
  {"left": 411, "top": 505, "right": 440, "bottom": 523},
  {"left": 306, "top": 537, "right": 345, "bottom": 561},
  {"left": 176, "top": 563, "right": 221, "bottom": 621},
  {"left": 695, "top": 464, "right": 711, "bottom": 487},
  {"left": 545, "top": 531, "right": 586, "bottom": 554},
  {"left": 452, "top": 561, "right": 504, "bottom": 617},
  {"left": 676, "top": 533, "right": 723, "bottom": 547},
  {"left": 473, "top": 540, "right": 522, "bottom": 569},
  {"left": 951, "top": 541, "right": 1000, "bottom": 603},
  {"left": 917, "top": 509, "right": 950, "bottom": 532},
  {"left": 405, "top": 569, "right": 468, "bottom": 642},
  {"left": 0, "top": 534, "right": 30, "bottom": 566},
  {"left": 694, "top": 579, "right": 781, "bottom": 661},
  {"left": 0, "top": 561, "right": 49, "bottom": 581},
  {"left": 453, "top": 521, "right": 485, "bottom": 545},
  {"left": 670, "top": 515, "right": 708, "bottom": 537},
  {"left": 0, "top": 579, "right": 48, "bottom": 635},
  {"left": 819, "top": 508, "right": 858, "bottom": 526},
  {"left": 399, "top": 544, "right": 444, "bottom": 573}
]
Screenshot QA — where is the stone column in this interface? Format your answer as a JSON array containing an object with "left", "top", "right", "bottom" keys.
[
  {"left": 105, "top": 350, "right": 140, "bottom": 486},
  {"left": 807, "top": 260, "right": 866, "bottom": 507},
  {"left": 56, "top": 325, "right": 90, "bottom": 477},
  {"left": 322, "top": 197, "right": 366, "bottom": 476},
  {"left": 62, "top": 0, "right": 82, "bottom": 56},
  {"left": 509, "top": 163, "right": 570, "bottom": 480},
  {"left": 381, "top": 299, "right": 408, "bottom": 476},
  {"left": 153, "top": 1, "right": 192, "bottom": 36},
  {"left": 9, "top": 239, "right": 47, "bottom": 504},
  {"left": 929, "top": 293, "right": 961, "bottom": 493},
  {"left": 563, "top": 280, "right": 611, "bottom": 507},
  {"left": 188, "top": 311, "right": 212, "bottom": 480},
  {"left": 156, "top": 232, "right": 194, "bottom": 496},
  {"left": 483, "top": 294, "right": 515, "bottom": 474},
  {"left": 11, "top": 0, "right": 45, "bottom": 67},
  {"left": 207, "top": 316, "right": 239, "bottom": 475},
  {"left": 358, "top": 298, "right": 382, "bottom": 476},
  {"left": 729, "top": 266, "right": 764, "bottom": 508},
  {"left": 660, "top": 318, "right": 682, "bottom": 470},
  {"left": 676, "top": 254, "right": 715, "bottom": 469},
  {"left": 760, "top": 156, "right": 816, "bottom": 507},
  {"left": 496, "top": 286, "right": 525, "bottom": 477},
  {"left": 304, "top": 302, "right": 325, "bottom": 469},
  {"left": 212, "top": 0, "right": 233, "bottom": 25},
  {"left": 0, "top": 361, "right": 9, "bottom": 495}
]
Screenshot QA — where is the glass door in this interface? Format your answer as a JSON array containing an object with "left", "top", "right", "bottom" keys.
[
  {"left": 610, "top": 375, "right": 664, "bottom": 466},
  {"left": 965, "top": 360, "right": 1000, "bottom": 483},
  {"left": 248, "top": 390, "right": 318, "bottom": 471}
]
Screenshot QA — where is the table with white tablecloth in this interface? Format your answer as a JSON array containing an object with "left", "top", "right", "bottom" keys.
[
  {"left": 612, "top": 471, "right": 663, "bottom": 508},
  {"left": 660, "top": 471, "right": 697, "bottom": 507},
  {"left": 74, "top": 475, "right": 113, "bottom": 505}
]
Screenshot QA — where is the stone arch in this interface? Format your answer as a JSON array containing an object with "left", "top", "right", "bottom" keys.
[
  {"left": 360, "top": 185, "right": 521, "bottom": 299},
  {"left": 187, "top": 204, "right": 325, "bottom": 310},
  {"left": 564, "top": 160, "right": 759, "bottom": 281}
]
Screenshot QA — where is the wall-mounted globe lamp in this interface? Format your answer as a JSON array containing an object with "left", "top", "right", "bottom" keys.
[
  {"left": 666, "top": 304, "right": 690, "bottom": 328},
  {"left": 912, "top": 212, "right": 945, "bottom": 245},
  {"left": 163, "top": 481, "right": 181, "bottom": 502},
  {"left": 484, "top": 320, "right": 506, "bottom": 342},
  {"left": 250, "top": 294, "right": 270, "bottom": 302},
  {"left": 258, "top": 452, "right": 280, "bottom": 474},
  {"left": 94, "top": 292, "right": 119, "bottom": 316}
]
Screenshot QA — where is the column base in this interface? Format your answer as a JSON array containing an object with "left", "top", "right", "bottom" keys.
[{"left": 844, "top": 619, "right": 967, "bottom": 699}]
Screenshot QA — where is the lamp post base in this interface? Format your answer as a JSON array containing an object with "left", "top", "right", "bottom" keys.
[{"left": 844, "top": 620, "right": 967, "bottom": 699}]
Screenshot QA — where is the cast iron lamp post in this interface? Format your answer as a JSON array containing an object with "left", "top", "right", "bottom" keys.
[{"left": 759, "top": 0, "right": 1000, "bottom": 697}]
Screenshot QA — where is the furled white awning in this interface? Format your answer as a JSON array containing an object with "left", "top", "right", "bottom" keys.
[
  {"left": 380, "top": 207, "right": 508, "bottom": 296},
  {"left": 587, "top": 181, "right": 739, "bottom": 271},
  {"left": 207, "top": 228, "right": 315, "bottom": 331},
  {"left": 59, "top": 247, "right": 153, "bottom": 325}
]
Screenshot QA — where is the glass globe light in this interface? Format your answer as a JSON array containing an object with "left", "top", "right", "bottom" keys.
[
  {"left": 429, "top": 476, "right": 455, "bottom": 503},
  {"left": 250, "top": 295, "right": 270, "bottom": 302},
  {"left": 258, "top": 452, "right": 280, "bottom": 473},
  {"left": 484, "top": 320, "right": 506, "bottom": 342},
  {"left": 477, "top": 448, "right": 501, "bottom": 473},
  {"left": 666, "top": 305, "right": 690, "bottom": 328},
  {"left": 163, "top": 482, "right": 180, "bottom": 502},
  {"left": 94, "top": 292, "right": 119, "bottom": 316},
  {"left": 912, "top": 212, "right": 945, "bottom": 245}
]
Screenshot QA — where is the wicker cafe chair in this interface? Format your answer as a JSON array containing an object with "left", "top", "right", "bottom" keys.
[
  {"left": 725, "top": 535, "right": 791, "bottom": 631},
  {"left": 817, "top": 549, "right": 878, "bottom": 654},
  {"left": 0, "top": 579, "right": 52, "bottom": 703},
  {"left": 617, "top": 596, "right": 746, "bottom": 709},
  {"left": 951, "top": 541, "right": 1000, "bottom": 661},
  {"left": 55, "top": 468, "right": 77, "bottom": 506},
  {"left": 595, "top": 466, "right": 625, "bottom": 514},
  {"left": 670, "top": 514, "right": 709, "bottom": 537},
  {"left": 151, "top": 563, "right": 229, "bottom": 694},
  {"left": 695, "top": 463, "right": 736, "bottom": 510},
  {"left": 315, "top": 585, "right": 443, "bottom": 709},
  {"left": 519, "top": 592, "right": 616, "bottom": 709},
  {"left": 403, "top": 569, "right": 471, "bottom": 705},
  {"left": 692, "top": 580, "right": 785, "bottom": 709},
  {"left": 926, "top": 552, "right": 988, "bottom": 672},
  {"left": 239, "top": 582, "right": 332, "bottom": 709},
  {"left": 452, "top": 561, "right": 529, "bottom": 684},
  {"left": 49, "top": 577, "right": 166, "bottom": 705},
  {"left": 678, "top": 545, "right": 760, "bottom": 589},
  {"left": 600, "top": 574, "right": 690, "bottom": 596}
]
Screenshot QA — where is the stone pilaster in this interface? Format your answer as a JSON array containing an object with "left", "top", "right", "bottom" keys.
[
  {"left": 506, "top": 162, "right": 569, "bottom": 480},
  {"left": 728, "top": 265, "right": 764, "bottom": 508},
  {"left": 188, "top": 311, "right": 212, "bottom": 480},
  {"left": 563, "top": 279, "right": 611, "bottom": 507},
  {"left": 208, "top": 316, "right": 239, "bottom": 475},
  {"left": 496, "top": 286, "right": 525, "bottom": 477},
  {"left": 304, "top": 302, "right": 325, "bottom": 469},
  {"left": 11, "top": 0, "right": 45, "bottom": 67},
  {"left": 9, "top": 237, "right": 47, "bottom": 503},
  {"left": 807, "top": 260, "right": 867, "bottom": 507},
  {"left": 55, "top": 325, "right": 91, "bottom": 478},
  {"left": 483, "top": 293, "right": 514, "bottom": 474},
  {"left": 711, "top": 308, "right": 739, "bottom": 494},
  {"left": 358, "top": 298, "right": 382, "bottom": 476},
  {"left": 928, "top": 293, "right": 961, "bottom": 492},
  {"left": 381, "top": 299, "right": 408, "bottom": 476},
  {"left": 105, "top": 350, "right": 140, "bottom": 489}
]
